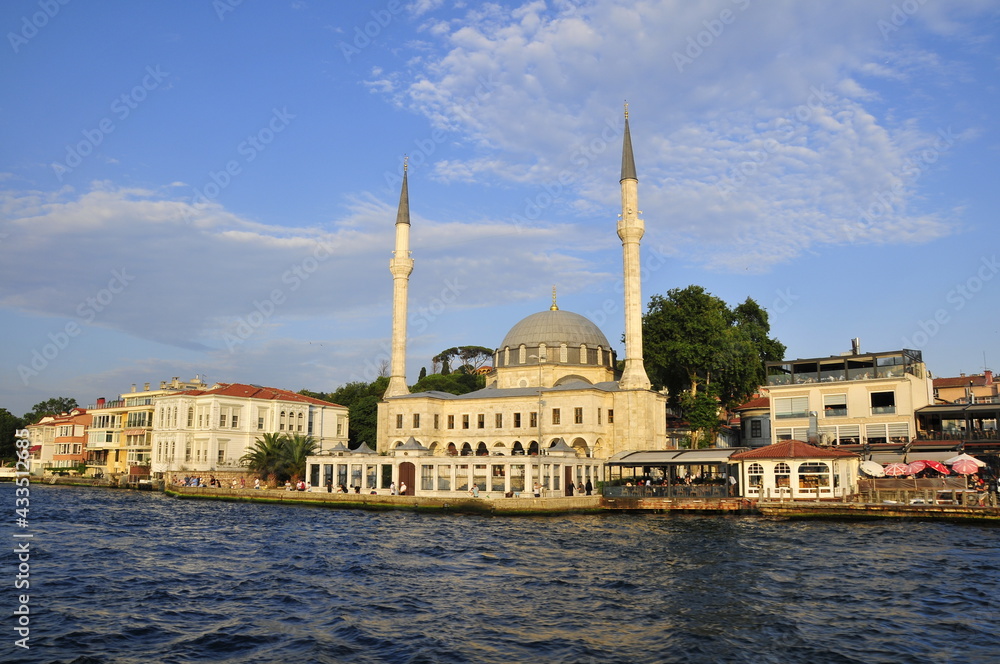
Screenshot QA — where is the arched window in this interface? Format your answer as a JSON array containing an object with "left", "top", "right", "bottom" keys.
[
  {"left": 461, "top": 442, "right": 473, "bottom": 456},
  {"left": 528, "top": 441, "right": 539, "bottom": 456},
  {"left": 580, "top": 344, "right": 588, "bottom": 365},
  {"left": 476, "top": 442, "right": 488, "bottom": 456},
  {"left": 297, "top": 412, "right": 304, "bottom": 432},
  {"left": 512, "top": 441, "right": 524, "bottom": 455},
  {"left": 560, "top": 343, "right": 568, "bottom": 363},
  {"left": 447, "top": 442, "right": 458, "bottom": 456},
  {"left": 747, "top": 462, "right": 764, "bottom": 488},
  {"left": 280, "top": 411, "right": 286, "bottom": 431},
  {"left": 775, "top": 462, "right": 791, "bottom": 489}
]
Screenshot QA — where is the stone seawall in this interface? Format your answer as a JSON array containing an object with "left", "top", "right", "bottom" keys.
[
  {"left": 165, "top": 485, "right": 605, "bottom": 515},
  {"left": 602, "top": 496, "right": 753, "bottom": 512},
  {"left": 758, "top": 501, "right": 1000, "bottom": 523}
]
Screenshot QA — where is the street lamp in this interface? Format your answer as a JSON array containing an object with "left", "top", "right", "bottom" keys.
[{"left": 529, "top": 353, "right": 546, "bottom": 496}]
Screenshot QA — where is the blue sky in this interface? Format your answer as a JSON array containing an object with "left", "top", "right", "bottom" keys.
[{"left": 2, "top": 0, "right": 999, "bottom": 416}]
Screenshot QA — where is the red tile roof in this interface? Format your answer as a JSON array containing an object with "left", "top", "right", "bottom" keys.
[
  {"left": 730, "top": 439, "right": 858, "bottom": 460},
  {"left": 734, "top": 396, "right": 769, "bottom": 411},
  {"left": 933, "top": 373, "right": 992, "bottom": 388},
  {"left": 171, "top": 383, "right": 344, "bottom": 408}
]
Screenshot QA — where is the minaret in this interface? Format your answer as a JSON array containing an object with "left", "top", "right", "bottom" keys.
[
  {"left": 383, "top": 158, "right": 413, "bottom": 399},
  {"left": 617, "top": 103, "right": 652, "bottom": 390}
]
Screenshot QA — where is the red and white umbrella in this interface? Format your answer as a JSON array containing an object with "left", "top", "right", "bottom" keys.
[
  {"left": 950, "top": 458, "right": 981, "bottom": 475},
  {"left": 883, "top": 462, "right": 910, "bottom": 477},
  {"left": 913, "top": 459, "right": 949, "bottom": 474},
  {"left": 905, "top": 460, "right": 927, "bottom": 474}
]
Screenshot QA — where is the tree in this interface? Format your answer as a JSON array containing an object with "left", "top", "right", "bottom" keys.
[
  {"left": 418, "top": 367, "right": 427, "bottom": 381},
  {"left": 644, "top": 285, "right": 785, "bottom": 442},
  {"left": 0, "top": 408, "right": 26, "bottom": 462},
  {"left": 23, "top": 397, "right": 79, "bottom": 425},
  {"left": 240, "top": 432, "right": 287, "bottom": 483},
  {"left": 282, "top": 433, "right": 318, "bottom": 481},
  {"left": 410, "top": 372, "right": 484, "bottom": 395}
]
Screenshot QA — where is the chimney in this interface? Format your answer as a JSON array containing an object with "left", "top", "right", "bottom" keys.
[
  {"left": 985, "top": 370, "right": 993, "bottom": 385},
  {"left": 131, "top": 384, "right": 136, "bottom": 392},
  {"left": 97, "top": 397, "right": 105, "bottom": 406},
  {"left": 851, "top": 338, "right": 861, "bottom": 355},
  {"left": 144, "top": 382, "right": 150, "bottom": 391}
]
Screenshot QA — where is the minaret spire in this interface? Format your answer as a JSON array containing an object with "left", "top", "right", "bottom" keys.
[
  {"left": 384, "top": 157, "right": 413, "bottom": 399},
  {"left": 617, "top": 103, "right": 651, "bottom": 390}
]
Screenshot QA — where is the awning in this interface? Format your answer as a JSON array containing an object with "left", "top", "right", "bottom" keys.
[
  {"left": 869, "top": 450, "right": 959, "bottom": 464},
  {"left": 607, "top": 448, "right": 746, "bottom": 466}
]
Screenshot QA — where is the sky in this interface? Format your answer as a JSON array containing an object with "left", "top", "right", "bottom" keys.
[{"left": 2, "top": 0, "right": 999, "bottom": 417}]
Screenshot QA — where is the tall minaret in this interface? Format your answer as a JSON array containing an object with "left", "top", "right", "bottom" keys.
[
  {"left": 617, "top": 103, "right": 651, "bottom": 390},
  {"left": 383, "top": 158, "right": 413, "bottom": 399}
]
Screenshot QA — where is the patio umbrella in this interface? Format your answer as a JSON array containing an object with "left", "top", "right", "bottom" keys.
[
  {"left": 943, "top": 453, "right": 986, "bottom": 467},
  {"left": 950, "top": 458, "right": 981, "bottom": 475},
  {"left": 883, "top": 462, "right": 910, "bottom": 477},
  {"left": 905, "top": 460, "right": 927, "bottom": 474},
  {"left": 913, "top": 459, "right": 949, "bottom": 474},
  {"left": 860, "top": 460, "right": 885, "bottom": 477}
]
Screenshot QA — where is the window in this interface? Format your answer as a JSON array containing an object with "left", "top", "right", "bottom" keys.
[
  {"left": 219, "top": 413, "right": 227, "bottom": 427},
  {"left": 775, "top": 396, "right": 808, "bottom": 419},
  {"left": 751, "top": 419, "right": 762, "bottom": 438},
  {"left": 434, "top": 414, "right": 439, "bottom": 429},
  {"left": 775, "top": 462, "right": 791, "bottom": 488},
  {"left": 870, "top": 391, "right": 896, "bottom": 415},
  {"left": 607, "top": 409, "right": 614, "bottom": 424},
  {"left": 552, "top": 408, "right": 561, "bottom": 425},
  {"left": 574, "top": 407, "right": 583, "bottom": 424},
  {"left": 231, "top": 414, "right": 239, "bottom": 429},
  {"left": 463, "top": 415, "right": 470, "bottom": 429},
  {"left": 187, "top": 408, "right": 194, "bottom": 427},
  {"left": 279, "top": 411, "right": 286, "bottom": 430},
  {"left": 448, "top": 415, "right": 455, "bottom": 429},
  {"left": 421, "top": 465, "right": 434, "bottom": 491},
  {"left": 598, "top": 408, "right": 602, "bottom": 425},
  {"left": 495, "top": 413, "right": 503, "bottom": 428},
  {"left": 413, "top": 413, "right": 420, "bottom": 429},
  {"left": 258, "top": 416, "right": 264, "bottom": 430},
  {"left": 747, "top": 462, "right": 764, "bottom": 488},
  {"left": 298, "top": 412, "right": 304, "bottom": 432},
  {"left": 396, "top": 414, "right": 403, "bottom": 429},
  {"left": 218, "top": 447, "right": 226, "bottom": 463},
  {"left": 798, "top": 461, "right": 831, "bottom": 489},
  {"left": 530, "top": 412, "right": 538, "bottom": 428},
  {"left": 514, "top": 412, "right": 521, "bottom": 428},
  {"left": 477, "top": 414, "right": 485, "bottom": 429},
  {"left": 823, "top": 394, "right": 847, "bottom": 417}
]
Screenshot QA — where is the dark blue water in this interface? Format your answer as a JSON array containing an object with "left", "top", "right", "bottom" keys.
[{"left": 3, "top": 484, "right": 999, "bottom": 664}]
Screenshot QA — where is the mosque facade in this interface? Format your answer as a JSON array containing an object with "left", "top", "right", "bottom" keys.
[{"left": 306, "top": 110, "right": 669, "bottom": 497}]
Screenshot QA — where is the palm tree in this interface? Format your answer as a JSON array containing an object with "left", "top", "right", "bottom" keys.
[
  {"left": 240, "top": 432, "right": 287, "bottom": 483},
  {"left": 282, "top": 433, "right": 317, "bottom": 482}
]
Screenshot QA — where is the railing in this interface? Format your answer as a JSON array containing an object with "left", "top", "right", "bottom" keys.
[
  {"left": 916, "top": 430, "right": 999, "bottom": 441},
  {"left": 603, "top": 484, "right": 730, "bottom": 499}
]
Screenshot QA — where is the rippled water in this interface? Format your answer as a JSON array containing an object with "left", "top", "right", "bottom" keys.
[{"left": 5, "top": 484, "right": 999, "bottom": 664}]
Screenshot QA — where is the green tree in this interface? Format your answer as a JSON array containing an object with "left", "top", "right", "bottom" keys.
[
  {"left": 644, "top": 285, "right": 785, "bottom": 441},
  {"left": 418, "top": 366, "right": 427, "bottom": 381},
  {"left": 240, "top": 432, "right": 287, "bottom": 483},
  {"left": 0, "top": 408, "right": 26, "bottom": 462},
  {"left": 410, "top": 372, "right": 484, "bottom": 395},
  {"left": 23, "top": 397, "right": 79, "bottom": 425},
  {"left": 282, "top": 433, "right": 318, "bottom": 481}
]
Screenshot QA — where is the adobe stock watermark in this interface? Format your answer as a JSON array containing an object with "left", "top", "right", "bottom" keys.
[
  {"left": 52, "top": 65, "right": 170, "bottom": 182},
  {"left": 183, "top": 107, "right": 295, "bottom": 222},
  {"left": 7, "top": 0, "right": 71, "bottom": 54},
  {"left": 715, "top": 85, "right": 835, "bottom": 200},
  {"left": 339, "top": 0, "right": 404, "bottom": 63},
  {"left": 350, "top": 276, "right": 465, "bottom": 383},
  {"left": 845, "top": 126, "right": 956, "bottom": 243},
  {"left": 901, "top": 255, "right": 998, "bottom": 350},
  {"left": 878, "top": 0, "right": 929, "bottom": 41},
  {"left": 672, "top": 0, "right": 751, "bottom": 73},
  {"left": 12, "top": 429, "right": 32, "bottom": 650},
  {"left": 17, "top": 268, "right": 135, "bottom": 385},
  {"left": 378, "top": 74, "right": 499, "bottom": 199},
  {"left": 510, "top": 110, "right": 625, "bottom": 234},
  {"left": 223, "top": 239, "right": 334, "bottom": 352},
  {"left": 213, "top": 0, "right": 245, "bottom": 21},
  {"left": 585, "top": 244, "right": 670, "bottom": 328}
]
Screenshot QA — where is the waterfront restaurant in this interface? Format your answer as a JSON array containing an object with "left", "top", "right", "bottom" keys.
[
  {"left": 305, "top": 436, "right": 604, "bottom": 498},
  {"left": 603, "top": 448, "right": 747, "bottom": 498},
  {"left": 730, "top": 440, "right": 859, "bottom": 500}
]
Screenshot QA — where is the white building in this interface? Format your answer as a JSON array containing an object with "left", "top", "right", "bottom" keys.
[
  {"left": 308, "top": 108, "right": 669, "bottom": 497},
  {"left": 151, "top": 383, "right": 348, "bottom": 476}
]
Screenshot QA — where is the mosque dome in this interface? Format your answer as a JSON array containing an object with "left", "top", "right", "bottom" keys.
[{"left": 500, "top": 309, "right": 611, "bottom": 350}]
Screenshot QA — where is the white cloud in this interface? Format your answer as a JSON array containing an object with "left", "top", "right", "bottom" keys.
[{"left": 367, "top": 0, "right": 986, "bottom": 270}]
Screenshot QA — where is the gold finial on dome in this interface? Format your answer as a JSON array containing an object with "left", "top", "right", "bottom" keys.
[
  {"left": 403, "top": 154, "right": 408, "bottom": 172},
  {"left": 550, "top": 285, "right": 558, "bottom": 311},
  {"left": 624, "top": 100, "right": 629, "bottom": 119}
]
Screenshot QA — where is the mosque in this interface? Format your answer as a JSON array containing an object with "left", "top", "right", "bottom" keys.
[{"left": 306, "top": 110, "right": 670, "bottom": 497}]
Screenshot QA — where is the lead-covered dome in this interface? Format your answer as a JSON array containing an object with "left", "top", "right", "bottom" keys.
[{"left": 500, "top": 309, "right": 611, "bottom": 350}]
